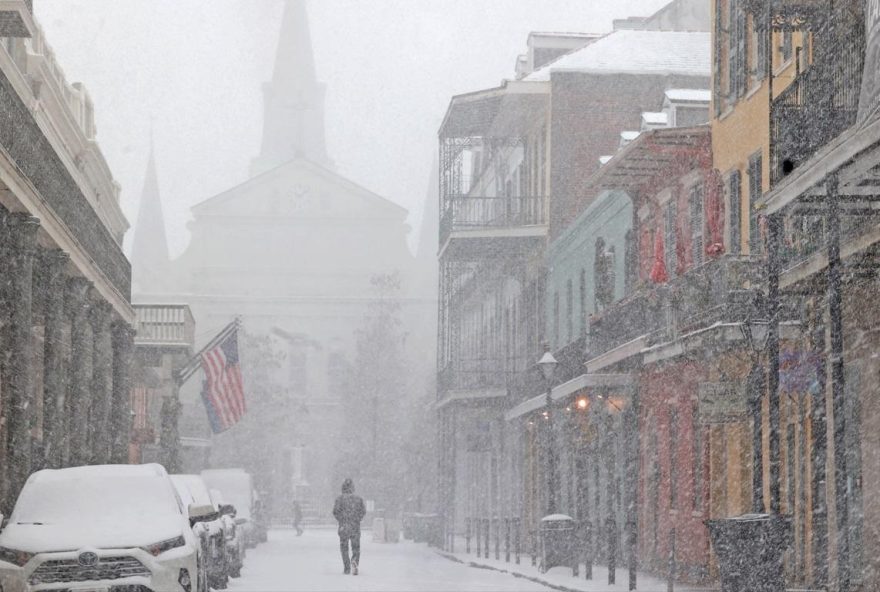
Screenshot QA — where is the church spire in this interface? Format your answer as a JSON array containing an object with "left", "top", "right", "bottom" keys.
[
  {"left": 131, "top": 141, "right": 171, "bottom": 296},
  {"left": 251, "top": 0, "right": 332, "bottom": 177}
]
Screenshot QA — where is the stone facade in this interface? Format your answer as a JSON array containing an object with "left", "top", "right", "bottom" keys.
[{"left": 0, "top": 5, "right": 134, "bottom": 512}]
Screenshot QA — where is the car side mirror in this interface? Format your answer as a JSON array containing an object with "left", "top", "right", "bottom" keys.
[
  {"left": 188, "top": 503, "right": 219, "bottom": 526},
  {"left": 219, "top": 504, "right": 236, "bottom": 517},
  {"left": 0, "top": 514, "right": 4, "bottom": 532}
]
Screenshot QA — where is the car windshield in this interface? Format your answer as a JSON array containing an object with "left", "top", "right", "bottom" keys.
[
  {"left": 12, "top": 475, "right": 181, "bottom": 526},
  {"left": 201, "top": 473, "right": 251, "bottom": 519}
]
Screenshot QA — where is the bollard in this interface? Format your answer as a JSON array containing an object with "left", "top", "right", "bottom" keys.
[
  {"left": 515, "top": 518, "right": 522, "bottom": 565},
  {"left": 505, "top": 518, "right": 511, "bottom": 563},
  {"left": 667, "top": 527, "right": 676, "bottom": 592},
  {"left": 476, "top": 517, "right": 482, "bottom": 558},
  {"left": 495, "top": 518, "right": 501, "bottom": 560},
  {"left": 466, "top": 518, "right": 471, "bottom": 555}
]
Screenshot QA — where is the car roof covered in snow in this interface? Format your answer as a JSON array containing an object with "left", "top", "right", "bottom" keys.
[
  {"left": 525, "top": 30, "right": 710, "bottom": 81},
  {"left": 171, "top": 474, "right": 215, "bottom": 508}
]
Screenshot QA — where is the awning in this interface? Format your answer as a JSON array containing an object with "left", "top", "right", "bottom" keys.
[
  {"left": 505, "top": 373, "right": 634, "bottom": 421},
  {"left": 435, "top": 388, "right": 507, "bottom": 410}
]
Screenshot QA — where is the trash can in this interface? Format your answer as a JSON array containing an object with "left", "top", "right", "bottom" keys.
[
  {"left": 707, "top": 514, "right": 792, "bottom": 592},
  {"left": 539, "top": 514, "right": 576, "bottom": 573}
]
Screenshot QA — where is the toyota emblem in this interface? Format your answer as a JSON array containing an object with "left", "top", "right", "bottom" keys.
[{"left": 77, "top": 551, "right": 99, "bottom": 567}]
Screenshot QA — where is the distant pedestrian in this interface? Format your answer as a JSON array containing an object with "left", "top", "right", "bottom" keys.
[
  {"left": 333, "top": 478, "right": 366, "bottom": 575},
  {"left": 291, "top": 500, "right": 304, "bottom": 536}
]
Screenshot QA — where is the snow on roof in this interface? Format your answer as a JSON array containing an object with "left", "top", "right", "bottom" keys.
[
  {"left": 665, "top": 88, "right": 712, "bottom": 103},
  {"left": 621, "top": 131, "right": 641, "bottom": 141},
  {"left": 529, "top": 31, "right": 601, "bottom": 39},
  {"left": 642, "top": 111, "right": 669, "bottom": 125},
  {"left": 525, "top": 30, "right": 710, "bottom": 81},
  {"left": 600, "top": 155, "right": 614, "bottom": 165}
]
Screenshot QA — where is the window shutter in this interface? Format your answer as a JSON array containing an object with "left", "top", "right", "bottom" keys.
[{"left": 729, "top": 171, "right": 742, "bottom": 255}]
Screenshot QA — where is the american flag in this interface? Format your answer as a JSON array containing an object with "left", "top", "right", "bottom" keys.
[{"left": 200, "top": 329, "right": 247, "bottom": 433}]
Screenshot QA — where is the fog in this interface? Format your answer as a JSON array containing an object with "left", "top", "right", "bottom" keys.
[{"left": 36, "top": 0, "right": 669, "bottom": 255}]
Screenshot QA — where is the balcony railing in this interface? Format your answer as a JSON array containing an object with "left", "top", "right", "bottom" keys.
[
  {"left": 589, "top": 256, "right": 764, "bottom": 355},
  {"left": 440, "top": 195, "right": 546, "bottom": 247},
  {"left": 134, "top": 305, "right": 196, "bottom": 347},
  {"left": 438, "top": 359, "right": 515, "bottom": 394},
  {"left": 771, "top": 25, "right": 864, "bottom": 185}
]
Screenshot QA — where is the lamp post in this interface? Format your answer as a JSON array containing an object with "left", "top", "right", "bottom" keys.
[{"left": 538, "top": 347, "right": 559, "bottom": 515}]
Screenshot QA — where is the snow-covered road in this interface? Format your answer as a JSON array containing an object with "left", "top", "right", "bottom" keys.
[{"left": 226, "top": 528, "right": 553, "bottom": 591}]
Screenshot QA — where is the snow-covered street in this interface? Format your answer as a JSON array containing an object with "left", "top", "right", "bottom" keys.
[{"left": 227, "top": 528, "right": 553, "bottom": 592}]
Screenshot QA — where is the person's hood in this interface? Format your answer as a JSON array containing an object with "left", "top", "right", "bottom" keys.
[{"left": 0, "top": 515, "right": 185, "bottom": 554}]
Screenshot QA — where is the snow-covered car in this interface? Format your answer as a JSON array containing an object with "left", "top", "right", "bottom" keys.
[
  {"left": 210, "top": 489, "right": 245, "bottom": 579},
  {"left": 0, "top": 464, "right": 211, "bottom": 592},
  {"left": 201, "top": 469, "right": 258, "bottom": 548},
  {"left": 171, "top": 475, "right": 227, "bottom": 590}
]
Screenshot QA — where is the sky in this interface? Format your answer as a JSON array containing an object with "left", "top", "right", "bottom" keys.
[{"left": 36, "top": 0, "right": 671, "bottom": 256}]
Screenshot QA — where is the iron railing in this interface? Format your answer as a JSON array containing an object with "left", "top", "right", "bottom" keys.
[
  {"left": 440, "top": 195, "right": 546, "bottom": 246},
  {"left": 771, "top": 23, "right": 864, "bottom": 185},
  {"left": 134, "top": 304, "right": 195, "bottom": 346}
]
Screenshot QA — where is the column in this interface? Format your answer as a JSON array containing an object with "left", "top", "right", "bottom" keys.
[
  {"left": 89, "top": 301, "right": 113, "bottom": 465},
  {"left": 5, "top": 213, "right": 40, "bottom": 505},
  {"left": 109, "top": 321, "right": 134, "bottom": 464},
  {"left": 40, "top": 249, "right": 69, "bottom": 469},
  {"left": 65, "top": 277, "right": 92, "bottom": 467}
]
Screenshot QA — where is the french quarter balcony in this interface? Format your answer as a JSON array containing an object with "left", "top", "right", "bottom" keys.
[
  {"left": 588, "top": 255, "right": 765, "bottom": 356},
  {"left": 0, "top": 0, "right": 35, "bottom": 38},
  {"left": 437, "top": 359, "right": 513, "bottom": 406},
  {"left": 439, "top": 194, "right": 548, "bottom": 259},
  {"left": 134, "top": 304, "right": 196, "bottom": 348}
]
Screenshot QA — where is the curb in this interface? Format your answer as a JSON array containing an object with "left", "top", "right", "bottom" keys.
[{"left": 434, "top": 549, "right": 582, "bottom": 592}]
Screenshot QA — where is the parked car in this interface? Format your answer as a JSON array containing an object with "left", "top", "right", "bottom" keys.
[
  {"left": 210, "top": 489, "right": 245, "bottom": 578},
  {"left": 172, "top": 475, "right": 228, "bottom": 590},
  {"left": 0, "top": 464, "right": 210, "bottom": 592},
  {"left": 201, "top": 469, "right": 260, "bottom": 548}
]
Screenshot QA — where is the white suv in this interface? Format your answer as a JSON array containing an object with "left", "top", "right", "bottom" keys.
[{"left": 0, "top": 464, "right": 206, "bottom": 592}]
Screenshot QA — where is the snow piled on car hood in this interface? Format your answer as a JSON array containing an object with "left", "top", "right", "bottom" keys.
[
  {"left": 0, "top": 516, "right": 183, "bottom": 553},
  {"left": 0, "top": 464, "right": 186, "bottom": 553}
]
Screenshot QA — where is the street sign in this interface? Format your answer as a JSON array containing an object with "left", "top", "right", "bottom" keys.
[{"left": 698, "top": 382, "right": 748, "bottom": 424}]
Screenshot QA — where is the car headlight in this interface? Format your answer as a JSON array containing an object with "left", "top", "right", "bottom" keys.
[
  {"left": 141, "top": 536, "right": 186, "bottom": 556},
  {"left": 0, "top": 546, "right": 34, "bottom": 567}
]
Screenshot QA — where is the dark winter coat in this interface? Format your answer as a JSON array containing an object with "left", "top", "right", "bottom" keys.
[{"left": 333, "top": 492, "right": 366, "bottom": 537}]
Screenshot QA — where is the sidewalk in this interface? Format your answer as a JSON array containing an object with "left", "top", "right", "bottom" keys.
[{"left": 436, "top": 536, "right": 708, "bottom": 592}]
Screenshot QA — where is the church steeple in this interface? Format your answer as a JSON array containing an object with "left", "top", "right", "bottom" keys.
[
  {"left": 131, "top": 142, "right": 171, "bottom": 296},
  {"left": 251, "top": 0, "right": 332, "bottom": 177}
]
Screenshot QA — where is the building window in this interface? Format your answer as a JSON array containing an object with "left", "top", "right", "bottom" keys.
[
  {"left": 782, "top": 30, "right": 793, "bottom": 63},
  {"left": 748, "top": 153, "right": 763, "bottom": 254},
  {"left": 752, "top": 19, "right": 769, "bottom": 86},
  {"left": 665, "top": 201, "right": 678, "bottom": 279},
  {"left": 728, "top": 0, "right": 748, "bottom": 100},
  {"left": 565, "top": 279, "right": 573, "bottom": 344},
  {"left": 624, "top": 229, "right": 637, "bottom": 295},
  {"left": 728, "top": 170, "right": 742, "bottom": 255},
  {"left": 595, "top": 238, "right": 615, "bottom": 312},
  {"left": 690, "top": 184, "right": 705, "bottom": 268}
]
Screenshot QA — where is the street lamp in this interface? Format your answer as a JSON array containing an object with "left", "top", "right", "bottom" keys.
[{"left": 538, "top": 347, "right": 559, "bottom": 515}]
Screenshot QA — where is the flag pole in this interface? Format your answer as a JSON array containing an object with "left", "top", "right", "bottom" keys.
[{"left": 175, "top": 317, "right": 242, "bottom": 386}]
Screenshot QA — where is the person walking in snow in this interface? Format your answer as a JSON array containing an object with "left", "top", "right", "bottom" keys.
[
  {"left": 333, "top": 478, "right": 366, "bottom": 575},
  {"left": 291, "top": 499, "right": 304, "bottom": 536}
]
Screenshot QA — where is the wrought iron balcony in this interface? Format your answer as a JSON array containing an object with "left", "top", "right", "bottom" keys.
[
  {"left": 438, "top": 358, "right": 514, "bottom": 395},
  {"left": 589, "top": 256, "right": 764, "bottom": 355},
  {"left": 0, "top": 0, "right": 34, "bottom": 38},
  {"left": 134, "top": 304, "right": 196, "bottom": 347},
  {"left": 439, "top": 195, "right": 546, "bottom": 248}
]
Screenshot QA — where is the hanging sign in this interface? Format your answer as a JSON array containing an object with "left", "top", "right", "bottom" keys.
[
  {"left": 859, "top": 0, "right": 880, "bottom": 124},
  {"left": 698, "top": 382, "right": 748, "bottom": 424}
]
